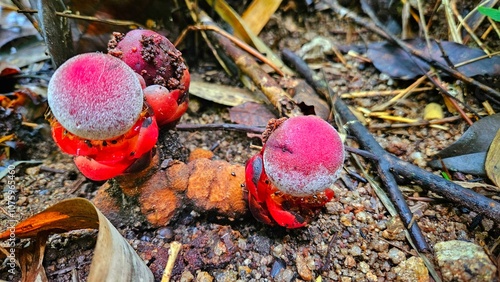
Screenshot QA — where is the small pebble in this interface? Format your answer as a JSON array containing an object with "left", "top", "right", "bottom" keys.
[
  {"left": 349, "top": 245, "right": 362, "bottom": 257},
  {"left": 435, "top": 240, "right": 497, "bottom": 282},
  {"left": 296, "top": 253, "right": 313, "bottom": 281},
  {"left": 275, "top": 269, "right": 294, "bottom": 282},
  {"left": 157, "top": 227, "right": 174, "bottom": 240},
  {"left": 359, "top": 261, "right": 370, "bottom": 273},
  {"left": 355, "top": 211, "right": 368, "bottom": 222},
  {"left": 272, "top": 244, "right": 284, "bottom": 257},
  {"left": 344, "top": 255, "right": 356, "bottom": 268},
  {"left": 370, "top": 239, "right": 389, "bottom": 252},
  {"left": 180, "top": 270, "right": 194, "bottom": 282},
  {"left": 387, "top": 248, "right": 406, "bottom": 265},
  {"left": 213, "top": 270, "right": 237, "bottom": 282},
  {"left": 196, "top": 271, "right": 213, "bottom": 282},
  {"left": 392, "top": 256, "right": 428, "bottom": 282},
  {"left": 270, "top": 258, "right": 286, "bottom": 278}
]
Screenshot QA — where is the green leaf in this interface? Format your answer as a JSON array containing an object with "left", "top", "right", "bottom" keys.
[{"left": 478, "top": 6, "right": 500, "bottom": 22}]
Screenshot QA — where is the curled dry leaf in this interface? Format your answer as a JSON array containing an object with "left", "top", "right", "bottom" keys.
[
  {"left": 0, "top": 198, "right": 154, "bottom": 281},
  {"left": 229, "top": 102, "right": 277, "bottom": 127},
  {"left": 485, "top": 129, "right": 500, "bottom": 187}
]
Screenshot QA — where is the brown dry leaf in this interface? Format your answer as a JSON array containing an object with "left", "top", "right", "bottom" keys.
[
  {"left": 367, "top": 38, "right": 500, "bottom": 79},
  {"left": 485, "top": 129, "right": 500, "bottom": 187},
  {"left": 280, "top": 77, "right": 330, "bottom": 120},
  {"left": 204, "top": 0, "right": 294, "bottom": 75},
  {"left": 0, "top": 198, "right": 154, "bottom": 281},
  {"left": 18, "top": 233, "right": 48, "bottom": 282},
  {"left": 189, "top": 80, "right": 263, "bottom": 106},
  {"left": 229, "top": 101, "right": 277, "bottom": 127}
]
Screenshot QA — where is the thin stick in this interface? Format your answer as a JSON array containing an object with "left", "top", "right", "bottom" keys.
[
  {"left": 161, "top": 241, "right": 182, "bottom": 282},
  {"left": 340, "top": 87, "right": 433, "bottom": 99},
  {"left": 174, "top": 25, "right": 285, "bottom": 76},
  {"left": 11, "top": 0, "right": 41, "bottom": 33},
  {"left": 55, "top": 11, "right": 144, "bottom": 28},
  {"left": 176, "top": 123, "right": 265, "bottom": 133}
]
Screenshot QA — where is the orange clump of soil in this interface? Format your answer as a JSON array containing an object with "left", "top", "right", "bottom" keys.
[{"left": 93, "top": 148, "right": 247, "bottom": 227}]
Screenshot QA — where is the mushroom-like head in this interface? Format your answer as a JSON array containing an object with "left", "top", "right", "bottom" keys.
[
  {"left": 263, "top": 116, "right": 345, "bottom": 197},
  {"left": 108, "top": 30, "right": 188, "bottom": 89},
  {"left": 48, "top": 53, "right": 144, "bottom": 140}
]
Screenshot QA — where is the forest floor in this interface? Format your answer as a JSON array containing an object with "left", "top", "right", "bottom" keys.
[{"left": 0, "top": 1, "right": 499, "bottom": 281}]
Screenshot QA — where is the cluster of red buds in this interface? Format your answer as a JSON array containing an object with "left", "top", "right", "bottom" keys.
[{"left": 47, "top": 30, "right": 190, "bottom": 180}]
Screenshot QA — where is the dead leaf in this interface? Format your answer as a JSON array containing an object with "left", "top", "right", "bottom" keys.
[
  {"left": 189, "top": 80, "right": 264, "bottom": 106},
  {"left": 229, "top": 102, "right": 277, "bottom": 127},
  {"left": 485, "top": 129, "right": 500, "bottom": 186},
  {"left": 205, "top": 0, "right": 295, "bottom": 75},
  {"left": 0, "top": 198, "right": 154, "bottom": 281},
  {"left": 280, "top": 77, "right": 330, "bottom": 120},
  {"left": 241, "top": 0, "right": 283, "bottom": 36},
  {"left": 429, "top": 113, "right": 500, "bottom": 175},
  {"left": 367, "top": 38, "right": 500, "bottom": 79}
]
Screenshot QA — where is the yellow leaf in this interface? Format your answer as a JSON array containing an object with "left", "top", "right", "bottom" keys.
[
  {"left": 424, "top": 102, "right": 444, "bottom": 120},
  {"left": 486, "top": 129, "right": 500, "bottom": 187},
  {"left": 241, "top": 0, "right": 283, "bottom": 36}
]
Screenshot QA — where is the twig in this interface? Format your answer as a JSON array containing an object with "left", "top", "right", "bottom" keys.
[
  {"left": 161, "top": 241, "right": 182, "bottom": 282},
  {"left": 325, "top": 0, "right": 500, "bottom": 103},
  {"left": 176, "top": 123, "right": 265, "bottom": 133},
  {"left": 282, "top": 48, "right": 430, "bottom": 252},
  {"left": 11, "top": 0, "right": 41, "bottom": 34},
  {"left": 55, "top": 11, "right": 144, "bottom": 28},
  {"left": 367, "top": 115, "right": 462, "bottom": 129},
  {"left": 174, "top": 25, "right": 285, "bottom": 76},
  {"left": 340, "top": 87, "right": 433, "bottom": 99}
]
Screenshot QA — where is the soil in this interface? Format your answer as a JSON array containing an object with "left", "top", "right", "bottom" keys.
[{"left": 1, "top": 2, "right": 499, "bottom": 282}]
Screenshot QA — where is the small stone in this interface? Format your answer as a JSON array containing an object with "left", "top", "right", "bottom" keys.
[
  {"left": 275, "top": 269, "right": 294, "bottom": 282},
  {"left": 382, "top": 217, "right": 405, "bottom": 241},
  {"left": 196, "top": 271, "right": 214, "bottom": 282},
  {"left": 355, "top": 211, "right": 368, "bottom": 222},
  {"left": 370, "top": 239, "right": 389, "bottom": 252},
  {"left": 25, "top": 166, "right": 40, "bottom": 175},
  {"left": 272, "top": 244, "right": 284, "bottom": 257},
  {"left": 392, "top": 256, "right": 428, "bottom": 282},
  {"left": 296, "top": 252, "right": 313, "bottom": 281},
  {"left": 180, "top": 270, "right": 195, "bottom": 282},
  {"left": 366, "top": 272, "right": 377, "bottom": 282},
  {"left": 349, "top": 245, "right": 362, "bottom": 257},
  {"left": 341, "top": 276, "right": 352, "bottom": 282},
  {"left": 340, "top": 214, "right": 353, "bottom": 227},
  {"left": 387, "top": 248, "right": 406, "bottom": 265},
  {"left": 344, "top": 255, "right": 356, "bottom": 268},
  {"left": 359, "top": 261, "right": 370, "bottom": 273},
  {"left": 213, "top": 270, "right": 237, "bottom": 282},
  {"left": 434, "top": 240, "right": 497, "bottom": 282}
]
